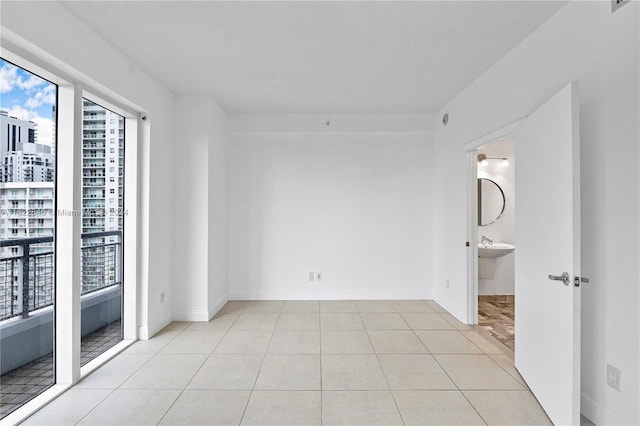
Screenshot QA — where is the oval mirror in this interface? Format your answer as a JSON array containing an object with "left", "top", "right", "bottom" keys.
[{"left": 478, "top": 178, "right": 505, "bottom": 226}]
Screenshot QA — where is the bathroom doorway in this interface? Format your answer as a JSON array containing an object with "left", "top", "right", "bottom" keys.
[{"left": 475, "top": 136, "right": 515, "bottom": 355}]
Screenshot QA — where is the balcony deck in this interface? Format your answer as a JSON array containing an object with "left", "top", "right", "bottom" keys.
[{"left": 0, "top": 319, "right": 121, "bottom": 418}]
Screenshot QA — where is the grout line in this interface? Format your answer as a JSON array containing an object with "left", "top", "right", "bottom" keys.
[
  {"left": 73, "top": 326, "right": 189, "bottom": 425},
  {"left": 424, "top": 330, "right": 489, "bottom": 425},
  {"left": 155, "top": 311, "right": 245, "bottom": 425},
  {"left": 399, "top": 308, "right": 490, "bottom": 425},
  {"left": 471, "top": 324, "right": 515, "bottom": 359},
  {"left": 73, "top": 387, "right": 118, "bottom": 425},
  {"left": 153, "top": 388, "right": 183, "bottom": 426},
  {"left": 461, "top": 326, "right": 521, "bottom": 378},
  {"left": 356, "top": 306, "right": 406, "bottom": 425},
  {"left": 237, "top": 301, "right": 283, "bottom": 426}
]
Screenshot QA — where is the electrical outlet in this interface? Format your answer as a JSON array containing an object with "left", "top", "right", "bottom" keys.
[
  {"left": 316, "top": 272, "right": 322, "bottom": 281},
  {"left": 446, "top": 279, "right": 450, "bottom": 288},
  {"left": 308, "top": 272, "right": 315, "bottom": 282},
  {"left": 160, "top": 291, "right": 165, "bottom": 303},
  {"left": 607, "top": 364, "right": 621, "bottom": 391}
]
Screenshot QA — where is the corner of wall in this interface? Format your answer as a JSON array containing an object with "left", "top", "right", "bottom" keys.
[{"left": 208, "top": 296, "right": 229, "bottom": 320}]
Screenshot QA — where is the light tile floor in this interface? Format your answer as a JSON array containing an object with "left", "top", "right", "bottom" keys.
[{"left": 23, "top": 300, "right": 553, "bottom": 425}]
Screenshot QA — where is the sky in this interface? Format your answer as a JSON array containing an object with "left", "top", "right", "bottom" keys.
[{"left": 0, "top": 58, "right": 56, "bottom": 148}]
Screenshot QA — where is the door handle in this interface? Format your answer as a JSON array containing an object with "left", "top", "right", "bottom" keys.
[
  {"left": 548, "top": 272, "right": 570, "bottom": 286},
  {"left": 574, "top": 276, "right": 590, "bottom": 287}
]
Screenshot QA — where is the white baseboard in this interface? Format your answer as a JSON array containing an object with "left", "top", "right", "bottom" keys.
[
  {"left": 139, "top": 318, "right": 174, "bottom": 340},
  {"left": 173, "top": 309, "right": 210, "bottom": 322},
  {"left": 208, "top": 297, "right": 229, "bottom": 319},
  {"left": 581, "top": 394, "right": 622, "bottom": 425},
  {"left": 227, "top": 294, "right": 432, "bottom": 301},
  {"left": 138, "top": 325, "right": 150, "bottom": 340}
]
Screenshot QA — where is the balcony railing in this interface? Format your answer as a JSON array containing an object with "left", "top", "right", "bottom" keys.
[{"left": 0, "top": 231, "right": 122, "bottom": 321}]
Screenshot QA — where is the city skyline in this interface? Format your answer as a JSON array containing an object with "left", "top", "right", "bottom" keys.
[{"left": 1, "top": 61, "right": 125, "bottom": 317}]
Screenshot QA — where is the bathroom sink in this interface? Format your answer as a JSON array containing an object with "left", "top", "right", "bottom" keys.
[{"left": 478, "top": 242, "right": 515, "bottom": 258}]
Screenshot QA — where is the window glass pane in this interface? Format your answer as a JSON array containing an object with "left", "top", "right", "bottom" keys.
[
  {"left": 80, "top": 99, "right": 124, "bottom": 366},
  {"left": 0, "top": 58, "right": 56, "bottom": 419}
]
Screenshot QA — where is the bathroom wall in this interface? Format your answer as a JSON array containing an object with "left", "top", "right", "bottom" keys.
[{"left": 477, "top": 138, "right": 514, "bottom": 295}]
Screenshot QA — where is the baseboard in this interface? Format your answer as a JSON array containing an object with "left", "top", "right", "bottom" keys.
[
  {"left": 581, "top": 394, "right": 623, "bottom": 425},
  {"left": 227, "top": 295, "right": 434, "bottom": 301},
  {"left": 173, "top": 309, "right": 210, "bottom": 322},
  {"left": 138, "top": 325, "right": 150, "bottom": 340},
  {"left": 208, "top": 297, "right": 229, "bottom": 319}
]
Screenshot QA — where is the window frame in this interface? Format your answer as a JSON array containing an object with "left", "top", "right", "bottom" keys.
[{"left": 0, "top": 46, "right": 142, "bottom": 424}]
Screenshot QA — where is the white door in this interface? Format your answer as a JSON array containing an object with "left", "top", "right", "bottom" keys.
[{"left": 514, "top": 82, "right": 581, "bottom": 425}]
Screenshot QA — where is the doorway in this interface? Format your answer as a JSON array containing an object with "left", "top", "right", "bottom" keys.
[
  {"left": 465, "top": 124, "right": 519, "bottom": 357},
  {"left": 475, "top": 136, "right": 515, "bottom": 355}
]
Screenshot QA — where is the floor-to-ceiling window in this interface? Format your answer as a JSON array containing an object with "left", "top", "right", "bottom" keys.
[
  {"left": 0, "top": 58, "right": 57, "bottom": 419},
  {"left": 79, "top": 99, "right": 125, "bottom": 366},
  {"left": 0, "top": 53, "right": 138, "bottom": 421}
]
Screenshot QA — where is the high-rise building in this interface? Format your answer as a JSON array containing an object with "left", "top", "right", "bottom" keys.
[
  {"left": 0, "top": 113, "right": 55, "bottom": 316},
  {"left": 0, "top": 183, "right": 55, "bottom": 241},
  {"left": 1, "top": 142, "right": 54, "bottom": 183},
  {"left": 82, "top": 100, "right": 124, "bottom": 237},
  {"left": 0, "top": 183, "right": 55, "bottom": 315},
  {"left": 0, "top": 113, "right": 55, "bottom": 253},
  {"left": 0, "top": 111, "right": 36, "bottom": 158},
  {"left": 81, "top": 100, "right": 124, "bottom": 292}
]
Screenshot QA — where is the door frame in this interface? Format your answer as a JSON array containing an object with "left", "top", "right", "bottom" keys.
[{"left": 464, "top": 120, "right": 522, "bottom": 325}]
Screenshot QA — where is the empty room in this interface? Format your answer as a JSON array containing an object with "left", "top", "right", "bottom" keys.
[{"left": 0, "top": 1, "right": 638, "bottom": 425}]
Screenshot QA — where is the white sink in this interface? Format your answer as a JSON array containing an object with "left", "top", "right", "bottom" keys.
[{"left": 478, "top": 242, "right": 515, "bottom": 258}]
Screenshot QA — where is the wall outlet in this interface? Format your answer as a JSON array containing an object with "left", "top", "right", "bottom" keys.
[
  {"left": 316, "top": 272, "right": 323, "bottom": 281},
  {"left": 160, "top": 291, "right": 165, "bottom": 303},
  {"left": 607, "top": 364, "right": 621, "bottom": 391},
  {"left": 308, "top": 272, "right": 315, "bottom": 282},
  {"left": 446, "top": 279, "right": 450, "bottom": 288}
]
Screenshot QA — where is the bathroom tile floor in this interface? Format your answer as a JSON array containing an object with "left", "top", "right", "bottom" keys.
[
  {"left": 23, "top": 300, "right": 552, "bottom": 425},
  {"left": 477, "top": 297, "right": 515, "bottom": 352}
]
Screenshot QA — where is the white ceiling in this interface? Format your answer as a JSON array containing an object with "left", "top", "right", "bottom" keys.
[{"left": 61, "top": 1, "right": 566, "bottom": 114}]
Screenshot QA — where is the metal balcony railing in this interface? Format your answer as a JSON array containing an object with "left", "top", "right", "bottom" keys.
[{"left": 0, "top": 231, "right": 122, "bottom": 321}]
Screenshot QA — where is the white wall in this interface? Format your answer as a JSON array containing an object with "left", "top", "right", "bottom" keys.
[
  {"left": 173, "top": 95, "right": 228, "bottom": 321},
  {"left": 172, "top": 96, "right": 211, "bottom": 320},
  {"left": 208, "top": 100, "right": 229, "bottom": 318},
  {"left": 432, "top": 2, "right": 639, "bottom": 424},
  {"left": 1, "top": 2, "right": 177, "bottom": 338},
  {"left": 477, "top": 138, "right": 515, "bottom": 295},
  {"left": 228, "top": 114, "right": 434, "bottom": 300}
]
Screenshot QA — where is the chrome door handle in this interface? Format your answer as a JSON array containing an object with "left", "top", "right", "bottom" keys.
[
  {"left": 548, "top": 272, "right": 570, "bottom": 286},
  {"left": 574, "top": 276, "right": 590, "bottom": 287}
]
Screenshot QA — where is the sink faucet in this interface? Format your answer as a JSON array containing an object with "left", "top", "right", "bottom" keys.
[{"left": 481, "top": 236, "right": 493, "bottom": 245}]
